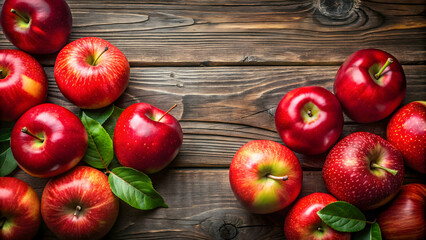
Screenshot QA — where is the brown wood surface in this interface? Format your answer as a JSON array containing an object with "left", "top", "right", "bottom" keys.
[
  {"left": 1, "top": 0, "right": 426, "bottom": 66},
  {"left": 1, "top": 0, "right": 425, "bottom": 239}
]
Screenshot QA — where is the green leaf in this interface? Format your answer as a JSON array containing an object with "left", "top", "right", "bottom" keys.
[
  {"left": 317, "top": 201, "right": 366, "bottom": 232},
  {"left": 103, "top": 105, "right": 125, "bottom": 139},
  {"left": 80, "top": 112, "right": 113, "bottom": 169},
  {"left": 0, "top": 142, "right": 17, "bottom": 177},
  {"left": 108, "top": 167, "right": 168, "bottom": 210},
  {"left": 79, "top": 105, "right": 114, "bottom": 125},
  {"left": 353, "top": 222, "right": 382, "bottom": 240},
  {"left": 0, "top": 122, "right": 14, "bottom": 142}
]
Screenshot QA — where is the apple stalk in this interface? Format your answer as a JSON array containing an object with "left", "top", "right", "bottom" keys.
[
  {"left": 158, "top": 104, "right": 178, "bottom": 122},
  {"left": 375, "top": 58, "right": 393, "bottom": 79},
  {"left": 92, "top": 47, "right": 109, "bottom": 66},
  {"left": 371, "top": 163, "right": 398, "bottom": 176},
  {"left": 266, "top": 174, "right": 289, "bottom": 181},
  {"left": 73, "top": 205, "right": 82, "bottom": 217},
  {"left": 10, "top": 9, "right": 30, "bottom": 23},
  {"left": 21, "top": 127, "right": 44, "bottom": 142}
]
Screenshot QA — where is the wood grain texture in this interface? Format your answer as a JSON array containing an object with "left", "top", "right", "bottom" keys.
[
  {"left": 11, "top": 169, "right": 424, "bottom": 240},
  {"left": 1, "top": 0, "right": 425, "bottom": 66},
  {"left": 43, "top": 65, "right": 426, "bottom": 168}
]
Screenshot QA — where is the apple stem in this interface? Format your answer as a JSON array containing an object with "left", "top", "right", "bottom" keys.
[
  {"left": 374, "top": 58, "right": 393, "bottom": 79},
  {"left": 317, "top": 226, "right": 323, "bottom": 232},
  {"left": 266, "top": 174, "right": 289, "bottom": 181},
  {"left": 157, "top": 104, "right": 178, "bottom": 122},
  {"left": 73, "top": 205, "right": 82, "bottom": 217},
  {"left": 307, "top": 109, "right": 313, "bottom": 117},
  {"left": 92, "top": 46, "right": 109, "bottom": 66},
  {"left": 21, "top": 127, "right": 44, "bottom": 142},
  {"left": 371, "top": 163, "right": 398, "bottom": 176},
  {"left": 10, "top": 9, "right": 30, "bottom": 24}
]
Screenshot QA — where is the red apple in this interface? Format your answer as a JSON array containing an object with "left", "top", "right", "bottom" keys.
[
  {"left": 229, "top": 140, "right": 302, "bottom": 214},
  {"left": 387, "top": 101, "right": 426, "bottom": 174},
  {"left": 377, "top": 183, "right": 425, "bottom": 240},
  {"left": 284, "top": 192, "right": 350, "bottom": 240},
  {"left": 41, "top": 166, "right": 119, "bottom": 240},
  {"left": 334, "top": 49, "right": 406, "bottom": 123},
  {"left": 114, "top": 103, "right": 183, "bottom": 174},
  {"left": 10, "top": 103, "right": 88, "bottom": 178},
  {"left": 0, "top": 177, "right": 41, "bottom": 240},
  {"left": 0, "top": 49, "right": 47, "bottom": 122},
  {"left": 54, "top": 37, "right": 130, "bottom": 109},
  {"left": 0, "top": 0, "right": 72, "bottom": 54},
  {"left": 322, "top": 132, "right": 404, "bottom": 210},
  {"left": 275, "top": 86, "right": 343, "bottom": 155}
]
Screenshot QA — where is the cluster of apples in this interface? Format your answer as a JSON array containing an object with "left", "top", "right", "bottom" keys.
[
  {"left": 229, "top": 49, "right": 425, "bottom": 239},
  {"left": 0, "top": 0, "right": 183, "bottom": 240}
]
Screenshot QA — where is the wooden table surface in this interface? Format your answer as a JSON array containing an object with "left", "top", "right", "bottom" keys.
[{"left": 2, "top": 0, "right": 425, "bottom": 239}]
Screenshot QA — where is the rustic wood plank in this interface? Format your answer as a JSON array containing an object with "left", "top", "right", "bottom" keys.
[
  {"left": 42, "top": 65, "right": 426, "bottom": 168},
  {"left": 1, "top": 0, "right": 425, "bottom": 65},
  {"left": 11, "top": 168, "right": 424, "bottom": 240}
]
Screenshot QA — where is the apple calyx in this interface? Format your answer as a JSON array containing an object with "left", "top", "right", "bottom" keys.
[
  {"left": 374, "top": 58, "right": 393, "bottom": 79},
  {"left": 371, "top": 163, "right": 398, "bottom": 176},
  {"left": 10, "top": 9, "right": 30, "bottom": 24},
  {"left": 91, "top": 46, "right": 109, "bottom": 66},
  {"left": 21, "top": 127, "right": 44, "bottom": 142},
  {"left": 73, "top": 205, "right": 82, "bottom": 217},
  {"left": 157, "top": 104, "right": 178, "bottom": 122},
  {"left": 266, "top": 174, "right": 289, "bottom": 181}
]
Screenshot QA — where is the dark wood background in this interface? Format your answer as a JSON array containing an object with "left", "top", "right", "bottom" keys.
[{"left": 2, "top": 0, "right": 425, "bottom": 239}]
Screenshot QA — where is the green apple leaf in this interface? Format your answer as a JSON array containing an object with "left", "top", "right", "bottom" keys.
[
  {"left": 317, "top": 201, "right": 366, "bottom": 232},
  {"left": 103, "top": 105, "right": 125, "bottom": 139},
  {"left": 108, "top": 167, "right": 168, "bottom": 210},
  {"left": 80, "top": 112, "right": 114, "bottom": 169},
  {"left": 353, "top": 222, "right": 382, "bottom": 240},
  {"left": 0, "top": 142, "right": 17, "bottom": 177},
  {"left": 0, "top": 122, "right": 14, "bottom": 142},
  {"left": 79, "top": 105, "right": 114, "bottom": 125}
]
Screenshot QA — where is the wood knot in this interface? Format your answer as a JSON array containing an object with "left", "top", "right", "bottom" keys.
[
  {"left": 219, "top": 223, "right": 238, "bottom": 240},
  {"left": 315, "top": 0, "right": 358, "bottom": 19}
]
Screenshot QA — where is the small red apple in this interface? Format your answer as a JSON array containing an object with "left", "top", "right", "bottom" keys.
[
  {"left": 114, "top": 103, "right": 183, "bottom": 174},
  {"left": 387, "top": 101, "right": 426, "bottom": 174},
  {"left": 284, "top": 192, "right": 350, "bottom": 240},
  {"left": 0, "top": 177, "right": 41, "bottom": 240},
  {"left": 54, "top": 37, "right": 130, "bottom": 109},
  {"left": 229, "top": 140, "right": 303, "bottom": 214},
  {"left": 275, "top": 86, "right": 343, "bottom": 155},
  {"left": 334, "top": 49, "right": 406, "bottom": 123},
  {"left": 0, "top": 0, "right": 72, "bottom": 54},
  {"left": 41, "top": 166, "right": 119, "bottom": 240},
  {"left": 10, "top": 103, "right": 88, "bottom": 178},
  {"left": 377, "top": 183, "right": 425, "bottom": 240},
  {"left": 322, "top": 132, "right": 404, "bottom": 210},
  {"left": 0, "top": 49, "right": 47, "bottom": 122}
]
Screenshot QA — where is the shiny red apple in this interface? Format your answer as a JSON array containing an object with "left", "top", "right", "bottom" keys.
[
  {"left": 387, "top": 101, "right": 426, "bottom": 174},
  {"left": 229, "top": 140, "right": 303, "bottom": 214},
  {"left": 0, "top": 177, "right": 41, "bottom": 240},
  {"left": 334, "top": 49, "right": 406, "bottom": 123},
  {"left": 275, "top": 86, "right": 343, "bottom": 155},
  {"left": 0, "top": 49, "right": 47, "bottom": 122},
  {"left": 284, "top": 192, "right": 350, "bottom": 240},
  {"left": 41, "top": 166, "right": 119, "bottom": 240},
  {"left": 10, "top": 103, "right": 88, "bottom": 178},
  {"left": 114, "top": 103, "right": 183, "bottom": 174},
  {"left": 0, "top": 0, "right": 72, "bottom": 54},
  {"left": 377, "top": 183, "right": 425, "bottom": 240},
  {"left": 54, "top": 37, "right": 130, "bottom": 109},
  {"left": 322, "top": 132, "right": 404, "bottom": 210}
]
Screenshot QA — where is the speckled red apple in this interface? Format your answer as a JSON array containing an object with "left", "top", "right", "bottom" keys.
[
  {"left": 387, "top": 101, "right": 426, "bottom": 174},
  {"left": 322, "top": 132, "right": 404, "bottom": 210}
]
